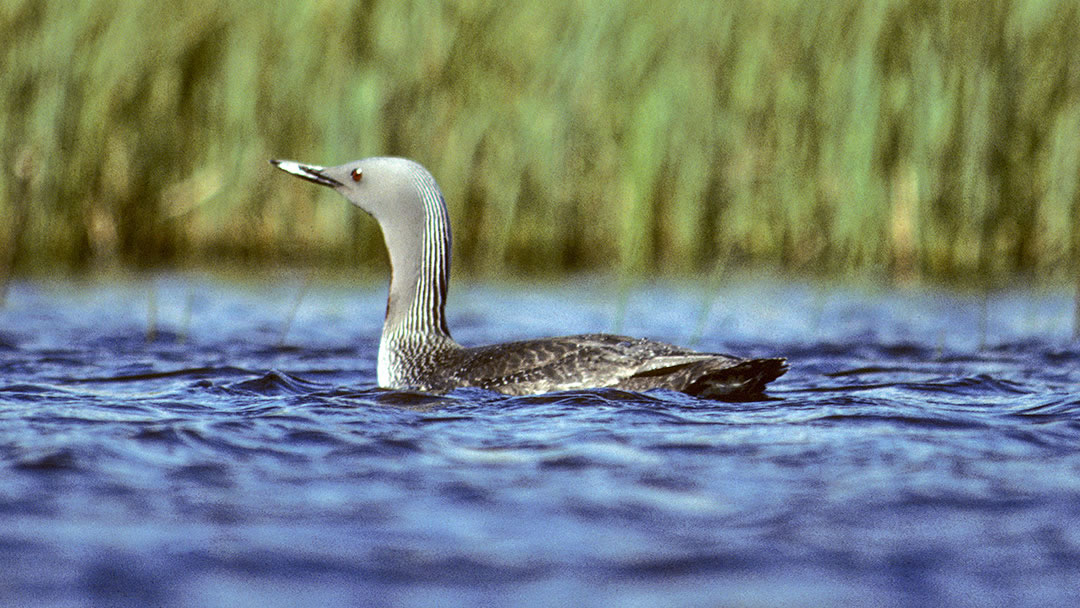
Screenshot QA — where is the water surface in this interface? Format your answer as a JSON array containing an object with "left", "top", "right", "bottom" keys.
[{"left": 1, "top": 277, "right": 1079, "bottom": 607}]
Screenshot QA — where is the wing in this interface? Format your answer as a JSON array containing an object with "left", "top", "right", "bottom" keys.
[{"left": 444, "top": 333, "right": 749, "bottom": 395}]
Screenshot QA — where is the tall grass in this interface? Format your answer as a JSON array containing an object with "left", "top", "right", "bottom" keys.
[{"left": 2, "top": 0, "right": 1079, "bottom": 285}]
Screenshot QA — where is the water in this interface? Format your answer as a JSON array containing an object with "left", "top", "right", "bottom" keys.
[{"left": 1, "top": 277, "right": 1079, "bottom": 607}]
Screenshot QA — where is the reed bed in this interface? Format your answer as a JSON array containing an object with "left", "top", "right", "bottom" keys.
[{"left": 2, "top": 0, "right": 1079, "bottom": 286}]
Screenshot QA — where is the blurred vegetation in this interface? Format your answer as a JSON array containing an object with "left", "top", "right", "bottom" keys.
[{"left": 2, "top": 0, "right": 1080, "bottom": 286}]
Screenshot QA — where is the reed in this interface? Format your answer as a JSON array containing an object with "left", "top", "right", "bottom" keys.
[
  {"left": 279, "top": 271, "right": 314, "bottom": 347},
  {"left": 145, "top": 284, "right": 158, "bottom": 343},
  {"left": 1, "top": 0, "right": 1079, "bottom": 286}
]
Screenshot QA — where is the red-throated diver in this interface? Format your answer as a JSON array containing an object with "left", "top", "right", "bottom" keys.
[{"left": 270, "top": 157, "right": 786, "bottom": 400}]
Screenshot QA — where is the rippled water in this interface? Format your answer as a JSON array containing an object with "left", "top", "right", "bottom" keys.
[{"left": 2, "top": 277, "right": 1079, "bottom": 607}]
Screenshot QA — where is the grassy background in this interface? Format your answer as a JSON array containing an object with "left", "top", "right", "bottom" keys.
[{"left": 2, "top": 0, "right": 1079, "bottom": 286}]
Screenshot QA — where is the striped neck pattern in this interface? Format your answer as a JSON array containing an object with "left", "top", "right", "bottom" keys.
[{"left": 384, "top": 161, "right": 453, "bottom": 343}]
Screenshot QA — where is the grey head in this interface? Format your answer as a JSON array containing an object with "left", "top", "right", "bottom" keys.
[
  {"left": 268, "top": 157, "right": 450, "bottom": 284},
  {"left": 269, "top": 157, "right": 429, "bottom": 227}
]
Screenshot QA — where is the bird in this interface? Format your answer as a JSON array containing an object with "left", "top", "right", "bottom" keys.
[{"left": 270, "top": 157, "right": 786, "bottom": 400}]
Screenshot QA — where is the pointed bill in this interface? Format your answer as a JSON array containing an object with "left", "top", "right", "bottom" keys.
[{"left": 269, "top": 159, "right": 343, "bottom": 188}]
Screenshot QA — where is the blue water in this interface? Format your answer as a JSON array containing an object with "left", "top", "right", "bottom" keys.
[{"left": 2, "top": 277, "right": 1079, "bottom": 607}]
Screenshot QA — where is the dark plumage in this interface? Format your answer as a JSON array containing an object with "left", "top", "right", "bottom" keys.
[
  {"left": 429, "top": 335, "right": 787, "bottom": 399},
  {"left": 271, "top": 157, "right": 786, "bottom": 400}
]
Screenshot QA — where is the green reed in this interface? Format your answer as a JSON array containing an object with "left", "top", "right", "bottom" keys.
[{"left": 1, "top": 0, "right": 1079, "bottom": 286}]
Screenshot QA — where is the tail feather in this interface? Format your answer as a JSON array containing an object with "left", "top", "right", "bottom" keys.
[{"left": 683, "top": 357, "right": 788, "bottom": 400}]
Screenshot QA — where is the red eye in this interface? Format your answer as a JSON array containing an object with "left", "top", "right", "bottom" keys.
[{"left": 351, "top": 168, "right": 363, "bottom": 182}]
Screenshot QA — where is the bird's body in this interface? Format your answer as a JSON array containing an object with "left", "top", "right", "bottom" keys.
[
  {"left": 271, "top": 157, "right": 786, "bottom": 400},
  {"left": 381, "top": 332, "right": 786, "bottom": 399}
]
